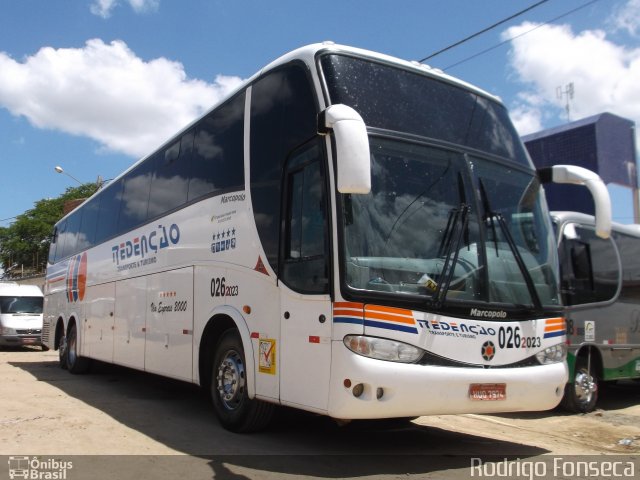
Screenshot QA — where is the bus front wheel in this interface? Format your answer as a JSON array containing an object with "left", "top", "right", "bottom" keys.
[
  {"left": 210, "top": 329, "right": 274, "bottom": 432},
  {"left": 561, "top": 358, "right": 598, "bottom": 413}
]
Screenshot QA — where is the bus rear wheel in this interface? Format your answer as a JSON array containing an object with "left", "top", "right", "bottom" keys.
[
  {"left": 65, "top": 322, "right": 90, "bottom": 374},
  {"left": 561, "top": 358, "right": 598, "bottom": 413},
  {"left": 58, "top": 334, "right": 68, "bottom": 370},
  {"left": 210, "top": 329, "right": 274, "bottom": 432}
]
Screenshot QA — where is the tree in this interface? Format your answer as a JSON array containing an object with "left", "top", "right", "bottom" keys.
[{"left": 0, "top": 183, "right": 98, "bottom": 277}]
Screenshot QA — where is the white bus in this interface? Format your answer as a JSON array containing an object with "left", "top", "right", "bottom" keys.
[{"left": 43, "top": 43, "right": 612, "bottom": 432}]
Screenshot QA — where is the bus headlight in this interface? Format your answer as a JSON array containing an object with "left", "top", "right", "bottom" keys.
[
  {"left": 344, "top": 335, "right": 423, "bottom": 363},
  {"left": 535, "top": 343, "right": 567, "bottom": 365}
]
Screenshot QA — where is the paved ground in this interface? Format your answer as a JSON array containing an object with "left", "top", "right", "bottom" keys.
[{"left": 1, "top": 346, "right": 639, "bottom": 479}]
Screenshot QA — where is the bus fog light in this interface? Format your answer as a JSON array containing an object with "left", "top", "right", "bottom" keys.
[
  {"left": 535, "top": 343, "right": 567, "bottom": 365},
  {"left": 344, "top": 335, "right": 422, "bottom": 363},
  {"left": 352, "top": 383, "right": 364, "bottom": 398}
]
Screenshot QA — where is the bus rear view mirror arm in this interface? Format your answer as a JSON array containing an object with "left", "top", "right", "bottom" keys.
[
  {"left": 319, "top": 104, "right": 371, "bottom": 194},
  {"left": 538, "top": 165, "right": 612, "bottom": 239}
]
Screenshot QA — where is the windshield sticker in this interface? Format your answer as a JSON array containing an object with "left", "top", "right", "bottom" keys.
[{"left": 259, "top": 339, "right": 276, "bottom": 375}]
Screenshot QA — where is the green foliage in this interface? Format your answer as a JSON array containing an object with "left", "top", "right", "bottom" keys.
[{"left": 0, "top": 183, "right": 98, "bottom": 277}]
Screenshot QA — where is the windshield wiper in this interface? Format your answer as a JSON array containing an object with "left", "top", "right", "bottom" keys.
[
  {"left": 430, "top": 203, "right": 469, "bottom": 309},
  {"left": 479, "top": 180, "right": 543, "bottom": 312}
]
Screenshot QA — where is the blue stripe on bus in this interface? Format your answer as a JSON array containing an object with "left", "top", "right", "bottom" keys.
[
  {"left": 333, "top": 316, "right": 364, "bottom": 326},
  {"left": 364, "top": 320, "right": 419, "bottom": 334},
  {"left": 543, "top": 330, "right": 566, "bottom": 339}
]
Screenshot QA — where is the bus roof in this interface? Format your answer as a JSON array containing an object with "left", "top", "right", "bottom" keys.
[{"left": 56, "top": 42, "right": 503, "bottom": 225}]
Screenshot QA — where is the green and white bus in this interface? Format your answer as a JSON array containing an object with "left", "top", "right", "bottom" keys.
[{"left": 554, "top": 211, "right": 640, "bottom": 412}]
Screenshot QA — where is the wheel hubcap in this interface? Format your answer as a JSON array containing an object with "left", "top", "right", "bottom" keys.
[
  {"left": 216, "top": 350, "right": 245, "bottom": 411},
  {"left": 574, "top": 370, "right": 597, "bottom": 404}
]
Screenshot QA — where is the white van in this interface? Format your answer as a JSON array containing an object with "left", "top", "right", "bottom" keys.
[{"left": 0, "top": 282, "right": 46, "bottom": 349}]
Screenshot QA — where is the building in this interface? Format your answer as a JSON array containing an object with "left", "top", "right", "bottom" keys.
[{"left": 522, "top": 112, "right": 638, "bottom": 222}]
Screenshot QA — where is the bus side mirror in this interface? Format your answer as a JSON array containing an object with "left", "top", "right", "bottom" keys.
[
  {"left": 538, "top": 165, "right": 612, "bottom": 239},
  {"left": 319, "top": 104, "right": 371, "bottom": 194}
]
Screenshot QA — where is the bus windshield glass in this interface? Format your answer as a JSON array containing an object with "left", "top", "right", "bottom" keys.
[
  {"left": 321, "top": 54, "right": 560, "bottom": 311},
  {"left": 320, "top": 53, "right": 530, "bottom": 165}
]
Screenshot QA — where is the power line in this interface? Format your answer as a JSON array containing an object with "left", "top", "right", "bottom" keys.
[
  {"left": 419, "top": 0, "right": 550, "bottom": 63},
  {"left": 443, "top": 0, "right": 603, "bottom": 71}
]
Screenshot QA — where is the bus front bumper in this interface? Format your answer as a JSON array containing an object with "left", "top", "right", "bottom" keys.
[{"left": 327, "top": 345, "right": 568, "bottom": 420}]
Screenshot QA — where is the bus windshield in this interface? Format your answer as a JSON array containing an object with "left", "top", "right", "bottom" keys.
[{"left": 321, "top": 54, "right": 560, "bottom": 311}]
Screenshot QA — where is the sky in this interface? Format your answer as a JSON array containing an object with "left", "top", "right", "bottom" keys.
[{"left": 1, "top": 0, "right": 639, "bottom": 227}]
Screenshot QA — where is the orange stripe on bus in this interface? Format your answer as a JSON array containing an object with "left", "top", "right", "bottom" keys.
[
  {"left": 334, "top": 302, "right": 364, "bottom": 310},
  {"left": 333, "top": 309, "right": 364, "bottom": 317},
  {"left": 365, "top": 311, "right": 415, "bottom": 325},
  {"left": 545, "top": 318, "right": 565, "bottom": 325},
  {"left": 365, "top": 305, "right": 413, "bottom": 316},
  {"left": 544, "top": 325, "right": 565, "bottom": 332}
]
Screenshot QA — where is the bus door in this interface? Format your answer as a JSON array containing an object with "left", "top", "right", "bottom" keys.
[{"left": 279, "top": 144, "right": 333, "bottom": 411}]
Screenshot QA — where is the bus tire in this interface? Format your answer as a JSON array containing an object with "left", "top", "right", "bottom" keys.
[
  {"left": 58, "top": 334, "right": 68, "bottom": 370},
  {"left": 65, "top": 322, "right": 90, "bottom": 374},
  {"left": 210, "top": 329, "right": 274, "bottom": 432},
  {"left": 561, "top": 358, "right": 598, "bottom": 413}
]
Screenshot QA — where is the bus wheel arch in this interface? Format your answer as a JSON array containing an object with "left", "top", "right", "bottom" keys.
[
  {"left": 64, "top": 318, "right": 90, "bottom": 374},
  {"left": 54, "top": 318, "right": 67, "bottom": 370},
  {"left": 562, "top": 346, "right": 603, "bottom": 413},
  {"left": 199, "top": 313, "right": 274, "bottom": 432}
]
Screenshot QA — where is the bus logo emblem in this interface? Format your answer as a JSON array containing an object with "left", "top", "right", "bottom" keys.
[{"left": 481, "top": 341, "right": 496, "bottom": 361}]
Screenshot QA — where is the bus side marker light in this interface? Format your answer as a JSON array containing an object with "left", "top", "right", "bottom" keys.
[
  {"left": 344, "top": 379, "right": 352, "bottom": 388},
  {"left": 352, "top": 383, "right": 364, "bottom": 398},
  {"left": 243, "top": 305, "right": 252, "bottom": 314}
]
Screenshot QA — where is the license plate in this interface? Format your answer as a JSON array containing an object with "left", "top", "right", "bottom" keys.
[
  {"left": 469, "top": 383, "right": 506, "bottom": 401},
  {"left": 22, "top": 338, "right": 37, "bottom": 344}
]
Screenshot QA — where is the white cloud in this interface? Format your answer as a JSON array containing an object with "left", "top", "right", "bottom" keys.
[
  {"left": 609, "top": 0, "right": 640, "bottom": 37},
  {"left": 0, "top": 39, "right": 243, "bottom": 158},
  {"left": 502, "top": 20, "right": 640, "bottom": 139},
  {"left": 90, "top": 0, "right": 159, "bottom": 19}
]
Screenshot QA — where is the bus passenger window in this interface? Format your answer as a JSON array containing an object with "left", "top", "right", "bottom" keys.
[
  {"left": 118, "top": 159, "right": 154, "bottom": 233},
  {"left": 560, "top": 225, "right": 618, "bottom": 305},
  {"left": 189, "top": 92, "right": 244, "bottom": 201},
  {"left": 95, "top": 179, "right": 123, "bottom": 243},
  {"left": 282, "top": 144, "right": 328, "bottom": 294},
  {"left": 148, "top": 132, "right": 192, "bottom": 218}
]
